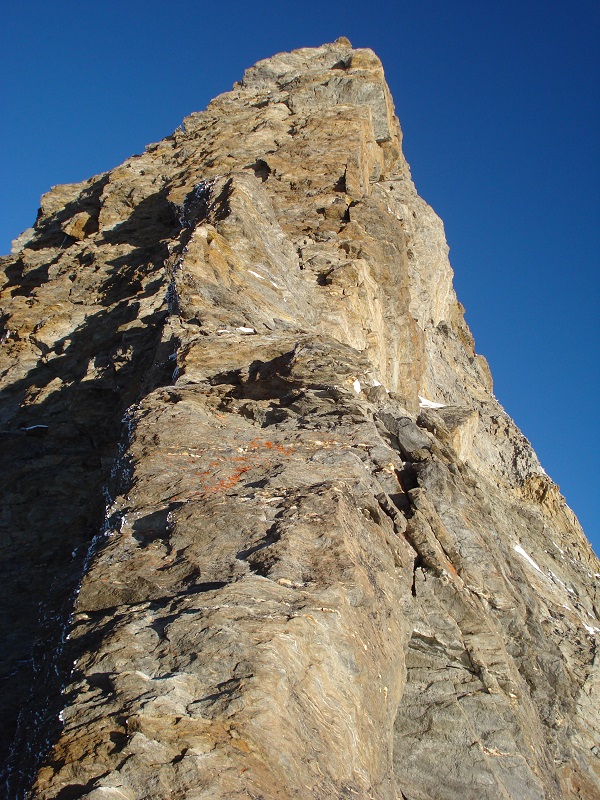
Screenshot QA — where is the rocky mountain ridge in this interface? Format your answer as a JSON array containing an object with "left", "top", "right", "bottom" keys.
[{"left": 1, "top": 38, "right": 598, "bottom": 799}]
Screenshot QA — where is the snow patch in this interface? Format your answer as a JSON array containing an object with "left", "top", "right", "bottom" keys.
[
  {"left": 514, "top": 544, "right": 543, "bottom": 574},
  {"left": 353, "top": 379, "right": 361, "bottom": 394},
  {"left": 419, "top": 395, "right": 446, "bottom": 409},
  {"left": 248, "top": 269, "right": 265, "bottom": 280},
  {"left": 548, "top": 570, "right": 569, "bottom": 590},
  {"left": 583, "top": 624, "right": 600, "bottom": 636},
  {"left": 237, "top": 327, "right": 256, "bottom": 334}
]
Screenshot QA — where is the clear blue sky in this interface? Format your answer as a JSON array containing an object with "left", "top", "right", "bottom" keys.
[{"left": 1, "top": 1, "right": 598, "bottom": 552}]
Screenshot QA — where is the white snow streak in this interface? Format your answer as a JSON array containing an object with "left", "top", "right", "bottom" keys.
[
  {"left": 583, "top": 624, "right": 600, "bottom": 636},
  {"left": 514, "top": 544, "right": 543, "bottom": 574},
  {"left": 418, "top": 395, "right": 446, "bottom": 409}
]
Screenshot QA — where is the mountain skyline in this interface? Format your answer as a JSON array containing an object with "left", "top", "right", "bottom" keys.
[{"left": 1, "top": 1, "right": 598, "bottom": 549}]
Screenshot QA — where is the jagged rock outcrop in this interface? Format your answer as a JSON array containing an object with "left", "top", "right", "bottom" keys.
[{"left": 1, "top": 38, "right": 599, "bottom": 800}]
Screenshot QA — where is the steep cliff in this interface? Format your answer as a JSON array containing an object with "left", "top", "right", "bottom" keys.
[{"left": 1, "top": 39, "right": 598, "bottom": 800}]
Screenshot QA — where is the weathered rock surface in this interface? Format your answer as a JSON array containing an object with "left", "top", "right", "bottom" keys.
[{"left": 1, "top": 39, "right": 598, "bottom": 800}]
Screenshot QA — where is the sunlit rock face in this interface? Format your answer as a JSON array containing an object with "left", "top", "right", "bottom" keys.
[{"left": 1, "top": 38, "right": 599, "bottom": 800}]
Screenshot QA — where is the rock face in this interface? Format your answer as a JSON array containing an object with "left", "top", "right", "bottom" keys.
[{"left": 1, "top": 39, "right": 599, "bottom": 800}]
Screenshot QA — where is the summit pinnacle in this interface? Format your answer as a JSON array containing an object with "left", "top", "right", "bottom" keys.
[{"left": 1, "top": 42, "right": 599, "bottom": 800}]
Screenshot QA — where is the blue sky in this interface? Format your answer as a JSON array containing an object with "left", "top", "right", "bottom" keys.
[{"left": 1, "top": 1, "right": 598, "bottom": 552}]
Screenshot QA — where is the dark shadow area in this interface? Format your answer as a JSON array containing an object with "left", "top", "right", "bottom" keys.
[
  {"left": 247, "top": 159, "right": 271, "bottom": 183},
  {"left": 236, "top": 520, "right": 282, "bottom": 578},
  {"left": 98, "top": 188, "right": 180, "bottom": 251},
  {"left": 333, "top": 173, "right": 347, "bottom": 192},
  {"left": 209, "top": 179, "right": 233, "bottom": 223},
  {"left": 55, "top": 778, "right": 105, "bottom": 800},
  {"left": 85, "top": 672, "right": 117, "bottom": 696},
  {"left": 0, "top": 196, "right": 180, "bottom": 796},
  {"left": 27, "top": 174, "right": 110, "bottom": 250},
  {"left": 131, "top": 502, "right": 183, "bottom": 547},
  {"left": 185, "top": 580, "right": 229, "bottom": 592},
  {"left": 4, "top": 256, "right": 53, "bottom": 296}
]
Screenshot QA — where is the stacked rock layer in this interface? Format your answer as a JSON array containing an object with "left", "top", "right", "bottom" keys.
[{"left": 1, "top": 39, "right": 599, "bottom": 800}]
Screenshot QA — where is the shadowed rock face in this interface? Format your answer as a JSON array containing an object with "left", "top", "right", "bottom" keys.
[{"left": 1, "top": 39, "right": 598, "bottom": 800}]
